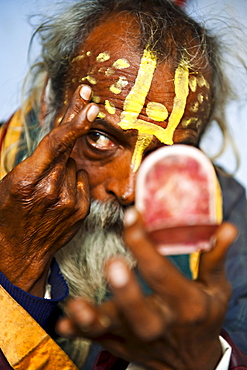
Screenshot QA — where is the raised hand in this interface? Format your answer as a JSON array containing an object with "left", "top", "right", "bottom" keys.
[
  {"left": 58, "top": 209, "right": 237, "bottom": 370},
  {"left": 0, "top": 85, "right": 99, "bottom": 296}
]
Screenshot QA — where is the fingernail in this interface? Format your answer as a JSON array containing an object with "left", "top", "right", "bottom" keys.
[
  {"left": 57, "top": 319, "right": 75, "bottom": 337},
  {"left": 209, "top": 235, "right": 217, "bottom": 249},
  {"left": 80, "top": 85, "right": 92, "bottom": 100},
  {"left": 124, "top": 207, "right": 137, "bottom": 226},
  {"left": 108, "top": 261, "right": 129, "bottom": 288},
  {"left": 87, "top": 105, "right": 99, "bottom": 122},
  {"left": 70, "top": 300, "right": 95, "bottom": 326}
]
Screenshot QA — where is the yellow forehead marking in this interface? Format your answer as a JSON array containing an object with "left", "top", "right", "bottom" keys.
[
  {"left": 189, "top": 75, "right": 197, "bottom": 92},
  {"left": 190, "top": 101, "right": 199, "bottom": 113},
  {"left": 197, "top": 74, "right": 210, "bottom": 89},
  {"left": 97, "top": 111, "right": 106, "bottom": 119},
  {"left": 132, "top": 134, "right": 153, "bottom": 172},
  {"left": 81, "top": 75, "right": 97, "bottom": 84},
  {"left": 146, "top": 102, "right": 168, "bottom": 122},
  {"left": 71, "top": 54, "right": 85, "bottom": 63},
  {"left": 196, "top": 119, "right": 202, "bottom": 127},
  {"left": 96, "top": 52, "right": 110, "bottom": 62},
  {"left": 92, "top": 94, "right": 101, "bottom": 103},
  {"left": 86, "top": 51, "right": 91, "bottom": 56},
  {"left": 118, "top": 48, "right": 190, "bottom": 171},
  {"left": 198, "top": 93, "right": 204, "bottom": 104},
  {"left": 105, "top": 67, "right": 114, "bottom": 76},
  {"left": 118, "top": 48, "right": 157, "bottom": 171},
  {"left": 181, "top": 117, "right": 198, "bottom": 127},
  {"left": 105, "top": 100, "right": 116, "bottom": 114},
  {"left": 113, "top": 58, "right": 130, "bottom": 69},
  {"left": 164, "top": 63, "right": 189, "bottom": 143},
  {"left": 110, "top": 76, "right": 129, "bottom": 94}
]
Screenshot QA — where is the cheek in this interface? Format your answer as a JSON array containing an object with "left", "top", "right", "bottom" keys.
[
  {"left": 70, "top": 147, "right": 109, "bottom": 188},
  {"left": 70, "top": 144, "right": 135, "bottom": 201}
]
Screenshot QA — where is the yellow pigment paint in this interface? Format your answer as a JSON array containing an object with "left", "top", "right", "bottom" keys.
[
  {"left": 132, "top": 134, "right": 153, "bottom": 171},
  {"left": 181, "top": 117, "right": 198, "bottom": 127},
  {"left": 92, "top": 94, "right": 101, "bottom": 103},
  {"left": 197, "top": 74, "right": 210, "bottom": 89},
  {"left": 113, "top": 58, "right": 130, "bottom": 69},
  {"left": 164, "top": 63, "right": 190, "bottom": 144},
  {"left": 71, "top": 54, "right": 85, "bottom": 63},
  {"left": 96, "top": 52, "right": 110, "bottom": 62},
  {"left": 197, "top": 93, "right": 204, "bottom": 104},
  {"left": 86, "top": 51, "right": 91, "bottom": 56},
  {"left": 118, "top": 47, "right": 190, "bottom": 171},
  {"left": 146, "top": 102, "right": 168, "bottom": 121},
  {"left": 121, "top": 119, "right": 173, "bottom": 143},
  {"left": 110, "top": 76, "right": 129, "bottom": 94},
  {"left": 196, "top": 119, "right": 202, "bottom": 127},
  {"left": 81, "top": 75, "right": 97, "bottom": 85},
  {"left": 118, "top": 48, "right": 157, "bottom": 171},
  {"left": 97, "top": 111, "right": 106, "bottom": 119},
  {"left": 105, "top": 67, "right": 114, "bottom": 76},
  {"left": 189, "top": 75, "right": 197, "bottom": 92},
  {"left": 190, "top": 101, "right": 199, "bottom": 113},
  {"left": 105, "top": 100, "right": 116, "bottom": 114}
]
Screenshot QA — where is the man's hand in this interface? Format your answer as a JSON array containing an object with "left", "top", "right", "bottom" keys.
[
  {"left": 57, "top": 210, "right": 237, "bottom": 370},
  {"left": 0, "top": 85, "right": 99, "bottom": 296}
]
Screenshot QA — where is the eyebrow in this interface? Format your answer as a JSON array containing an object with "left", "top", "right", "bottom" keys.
[{"left": 93, "top": 118, "right": 136, "bottom": 140}]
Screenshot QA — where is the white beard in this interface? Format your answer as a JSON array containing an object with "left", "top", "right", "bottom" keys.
[{"left": 55, "top": 200, "right": 135, "bottom": 304}]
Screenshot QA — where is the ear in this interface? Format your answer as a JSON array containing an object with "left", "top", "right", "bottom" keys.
[{"left": 38, "top": 74, "right": 51, "bottom": 127}]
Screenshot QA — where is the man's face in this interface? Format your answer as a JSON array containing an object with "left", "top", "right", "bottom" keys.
[{"left": 54, "top": 14, "right": 212, "bottom": 207}]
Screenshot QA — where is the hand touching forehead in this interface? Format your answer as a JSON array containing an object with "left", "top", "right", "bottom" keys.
[{"left": 62, "top": 13, "right": 212, "bottom": 172}]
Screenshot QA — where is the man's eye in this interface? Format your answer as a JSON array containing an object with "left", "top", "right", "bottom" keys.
[{"left": 86, "top": 131, "right": 116, "bottom": 150}]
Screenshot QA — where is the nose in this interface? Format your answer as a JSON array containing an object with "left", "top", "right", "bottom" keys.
[{"left": 106, "top": 170, "right": 136, "bottom": 206}]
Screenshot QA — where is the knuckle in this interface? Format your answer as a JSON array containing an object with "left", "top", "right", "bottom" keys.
[
  {"left": 45, "top": 130, "right": 70, "bottom": 156},
  {"left": 9, "top": 176, "right": 34, "bottom": 197},
  {"left": 135, "top": 320, "right": 163, "bottom": 341},
  {"left": 59, "top": 195, "right": 76, "bottom": 209},
  {"left": 179, "top": 291, "right": 208, "bottom": 324}
]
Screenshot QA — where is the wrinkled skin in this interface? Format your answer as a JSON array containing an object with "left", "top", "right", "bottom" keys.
[
  {"left": 0, "top": 13, "right": 239, "bottom": 370},
  {"left": 0, "top": 87, "right": 98, "bottom": 296}
]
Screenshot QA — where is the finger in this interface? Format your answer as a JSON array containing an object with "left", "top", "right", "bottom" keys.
[
  {"left": 56, "top": 316, "right": 86, "bottom": 338},
  {"left": 75, "top": 168, "right": 91, "bottom": 217},
  {"left": 61, "top": 84, "right": 92, "bottom": 125},
  {"left": 123, "top": 207, "right": 192, "bottom": 299},
  {"left": 30, "top": 102, "right": 99, "bottom": 168},
  {"left": 58, "top": 157, "right": 78, "bottom": 202},
  {"left": 198, "top": 222, "right": 238, "bottom": 283},
  {"left": 56, "top": 158, "right": 90, "bottom": 218},
  {"left": 56, "top": 298, "right": 116, "bottom": 338},
  {"left": 17, "top": 86, "right": 98, "bottom": 181},
  {"left": 106, "top": 258, "right": 172, "bottom": 340}
]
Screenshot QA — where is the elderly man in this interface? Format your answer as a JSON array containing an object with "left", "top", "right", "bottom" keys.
[{"left": 0, "top": 0, "right": 247, "bottom": 369}]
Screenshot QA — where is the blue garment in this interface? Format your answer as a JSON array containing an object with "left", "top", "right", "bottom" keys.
[
  {"left": 0, "top": 258, "right": 68, "bottom": 329},
  {"left": 217, "top": 170, "right": 247, "bottom": 353}
]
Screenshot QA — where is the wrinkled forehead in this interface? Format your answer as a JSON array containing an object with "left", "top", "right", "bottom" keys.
[{"left": 65, "top": 14, "right": 213, "bottom": 170}]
